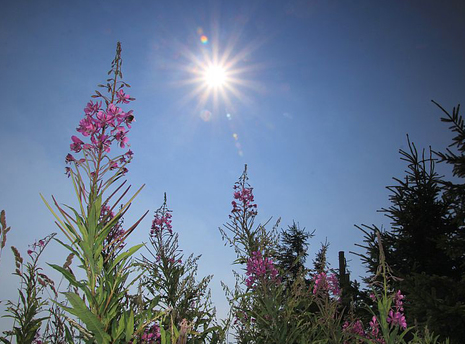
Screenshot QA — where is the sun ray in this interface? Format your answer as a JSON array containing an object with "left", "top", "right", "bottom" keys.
[{"left": 155, "top": 21, "right": 270, "bottom": 123}]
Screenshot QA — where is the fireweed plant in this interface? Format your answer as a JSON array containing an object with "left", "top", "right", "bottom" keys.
[
  {"left": 219, "top": 167, "right": 449, "bottom": 344},
  {"left": 343, "top": 231, "right": 423, "bottom": 344},
  {"left": 41, "top": 43, "right": 162, "bottom": 343},
  {"left": 220, "top": 166, "right": 348, "bottom": 344},
  {"left": 1, "top": 234, "right": 57, "bottom": 344},
  {"left": 135, "top": 194, "right": 224, "bottom": 344}
]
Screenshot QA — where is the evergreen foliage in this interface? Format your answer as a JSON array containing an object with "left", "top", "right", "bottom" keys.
[
  {"left": 356, "top": 102, "right": 465, "bottom": 344},
  {"left": 276, "top": 221, "right": 313, "bottom": 288}
]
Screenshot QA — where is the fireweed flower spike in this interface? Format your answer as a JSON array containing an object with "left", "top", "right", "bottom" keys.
[
  {"left": 41, "top": 43, "right": 161, "bottom": 343},
  {"left": 245, "top": 251, "right": 279, "bottom": 289},
  {"left": 231, "top": 180, "right": 258, "bottom": 216},
  {"left": 69, "top": 75, "right": 135, "bottom": 165},
  {"left": 312, "top": 271, "right": 341, "bottom": 300},
  {"left": 150, "top": 199, "right": 173, "bottom": 236},
  {"left": 386, "top": 290, "right": 407, "bottom": 329}
]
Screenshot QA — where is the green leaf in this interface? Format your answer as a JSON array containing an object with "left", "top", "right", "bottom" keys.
[
  {"left": 126, "top": 310, "right": 134, "bottom": 342},
  {"left": 160, "top": 326, "right": 167, "bottom": 344},
  {"left": 87, "top": 194, "right": 102, "bottom": 239},
  {"left": 64, "top": 292, "right": 111, "bottom": 344},
  {"left": 48, "top": 264, "right": 82, "bottom": 289},
  {"left": 109, "top": 244, "right": 144, "bottom": 271},
  {"left": 65, "top": 205, "right": 89, "bottom": 242}
]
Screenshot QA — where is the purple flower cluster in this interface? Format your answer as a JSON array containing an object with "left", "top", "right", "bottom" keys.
[
  {"left": 245, "top": 251, "right": 279, "bottom": 289},
  {"left": 100, "top": 204, "right": 127, "bottom": 250},
  {"left": 140, "top": 322, "right": 161, "bottom": 343},
  {"left": 65, "top": 96, "right": 135, "bottom": 178},
  {"left": 342, "top": 319, "right": 365, "bottom": 343},
  {"left": 342, "top": 291, "right": 407, "bottom": 343},
  {"left": 27, "top": 239, "right": 46, "bottom": 256},
  {"left": 100, "top": 204, "right": 115, "bottom": 219},
  {"left": 151, "top": 205, "right": 173, "bottom": 236},
  {"left": 387, "top": 290, "right": 407, "bottom": 329},
  {"left": 312, "top": 272, "right": 341, "bottom": 299},
  {"left": 72, "top": 96, "right": 134, "bottom": 154},
  {"left": 231, "top": 184, "right": 257, "bottom": 216}
]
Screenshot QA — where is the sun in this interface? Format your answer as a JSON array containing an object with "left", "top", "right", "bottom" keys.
[
  {"left": 204, "top": 65, "right": 227, "bottom": 88},
  {"left": 169, "top": 27, "right": 265, "bottom": 116}
]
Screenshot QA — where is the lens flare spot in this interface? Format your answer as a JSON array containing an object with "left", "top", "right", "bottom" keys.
[
  {"left": 232, "top": 133, "right": 238, "bottom": 140},
  {"left": 200, "top": 109, "right": 212, "bottom": 122},
  {"left": 200, "top": 35, "right": 208, "bottom": 44},
  {"left": 226, "top": 113, "right": 232, "bottom": 120}
]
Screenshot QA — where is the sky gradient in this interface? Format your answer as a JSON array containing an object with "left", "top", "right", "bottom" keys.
[{"left": 1, "top": 0, "right": 465, "bottom": 327}]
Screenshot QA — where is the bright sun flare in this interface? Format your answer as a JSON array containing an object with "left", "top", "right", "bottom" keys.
[
  {"left": 205, "top": 65, "right": 227, "bottom": 88},
  {"left": 173, "top": 29, "right": 264, "bottom": 114}
]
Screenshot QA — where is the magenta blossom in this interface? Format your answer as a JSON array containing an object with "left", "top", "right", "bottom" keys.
[
  {"left": 387, "top": 310, "right": 407, "bottom": 330},
  {"left": 151, "top": 203, "right": 173, "bottom": 235},
  {"left": 65, "top": 154, "right": 75, "bottom": 163},
  {"left": 69, "top": 97, "right": 134, "bottom": 166},
  {"left": 84, "top": 100, "right": 101, "bottom": 115},
  {"left": 245, "top": 251, "right": 279, "bottom": 289},
  {"left": 387, "top": 290, "right": 407, "bottom": 329},
  {"left": 312, "top": 272, "right": 341, "bottom": 299},
  {"left": 343, "top": 320, "right": 366, "bottom": 343},
  {"left": 116, "top": 89, "right": 131, "bottom": 104},
  {"left": 70, "top": 136, "right": 84, "bottom": 153},
  {"left": 109, "top": 161, "right": 119, "bottom": 170}
]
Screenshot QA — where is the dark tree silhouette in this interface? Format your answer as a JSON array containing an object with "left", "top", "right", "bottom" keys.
[
  {"left": 356, "top": 122, "right": 465, "bottom": 343},
  {"left": 276, "top": 221, "right": 313, "bottom": 289}
]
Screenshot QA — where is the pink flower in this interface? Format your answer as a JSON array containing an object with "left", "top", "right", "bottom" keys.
[
  {"left": 65, "top": 154, "right": 75, "bottom": 163},
  {"left": 245, "top": 251, "right": 279, "bottom": 289},
  {"left": 84, "top": 100, "right": 101, "bottom": 115},
  {"left": 231, "top": 186, "right": 257, "bottom": 215},
  {"left": 114, "top": 130, "right": 129, "bottom": 148},
  {"left": 77, "top": 116, "right": 97, "bottom": 136},
  {"left": 116, "top": 89, "right": 130, "bottom": 104},
  {"left": 109, "top": 161, "right": 119, "bottom": 170},
  {"left": 343, "top": 319, "right": 366, "bottom": 342},
  {"left": 369, "top": 316, "right": 380, "bottom": 337},
  {"left": 70, "top": 136, "right": 84, "bottom": 153},
  {"left": 151, "top": 203, "right": 173, "bottom": 235},
  {"left": 106, "top": 103, "right": 122, "bottom": 118},
  {"left": 96, "top": 110, "right": 113, "bottom": 127},
  {"left": 312, "top": 272, "right": 340, "bottom": 299},
  {"left": 387, "top": 310, "right": 407, "bottom": 330},
  {"left": 67, "top": 87, "right": 136, "bottom": 173},
  {"left": 387, "top": 290, "right": 407, "bottom": 329}
]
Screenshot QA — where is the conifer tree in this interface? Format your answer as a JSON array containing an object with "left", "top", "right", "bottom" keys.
[
  {"left": 356, "top": 128, "right": 465, "bottom": 343},
  {"left": 276, "top": 222, "right": 313, "bottom": 288}
]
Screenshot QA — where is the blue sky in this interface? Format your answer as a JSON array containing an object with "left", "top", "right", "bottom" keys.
[{"left": 1, "top": 0, "right": 464, "bottom": 326}]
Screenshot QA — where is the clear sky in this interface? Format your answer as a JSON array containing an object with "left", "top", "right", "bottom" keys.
[{"left": 1, "top": 0, "right": 464, "bottom": 327}]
